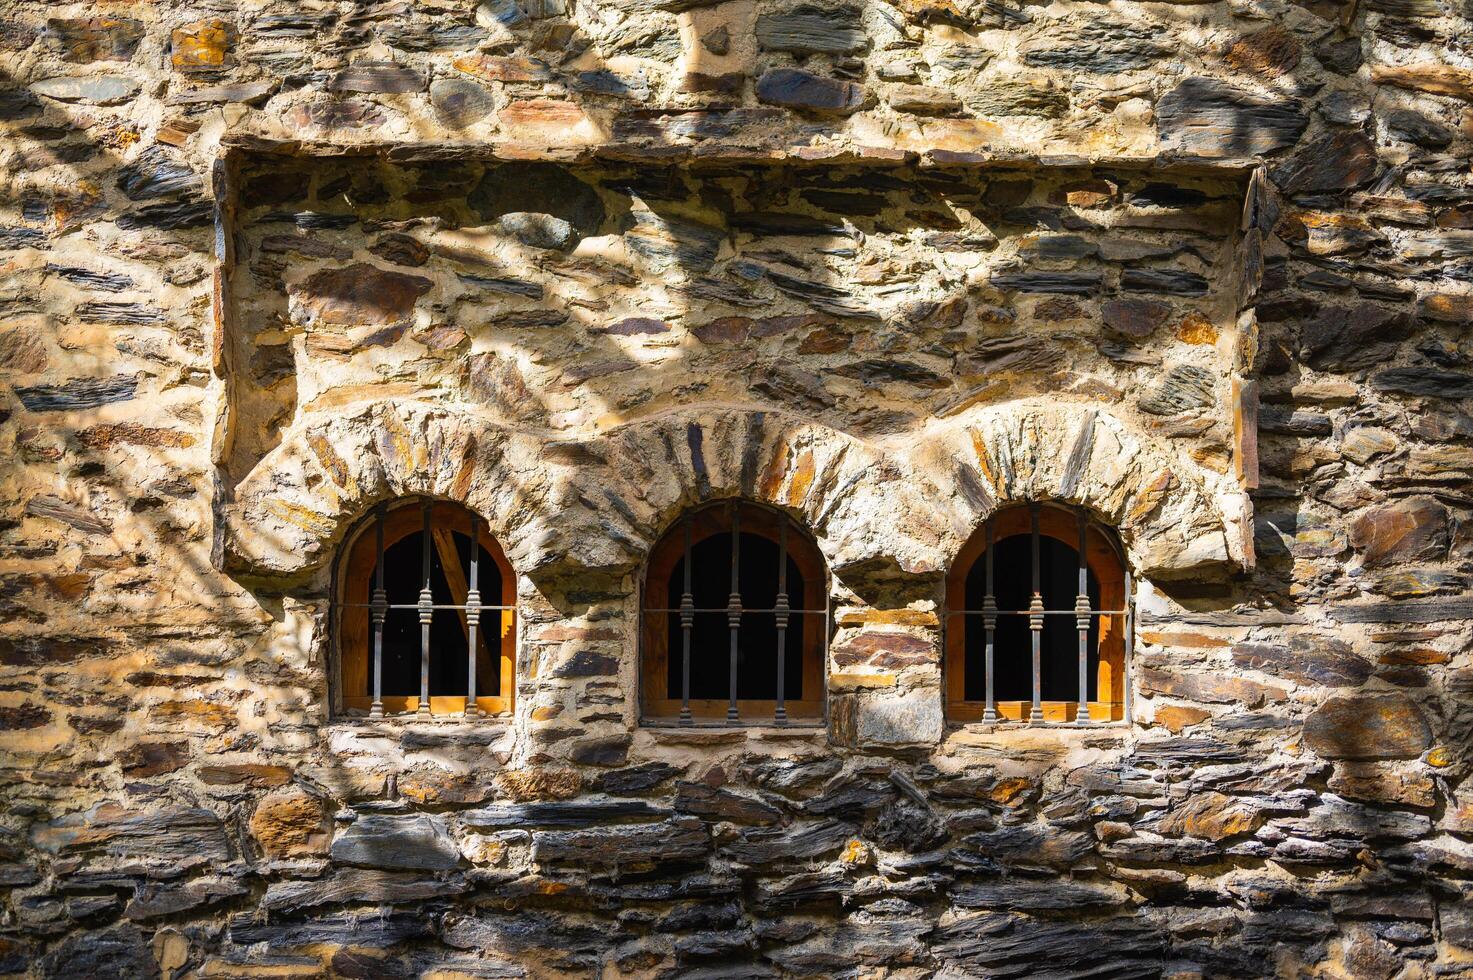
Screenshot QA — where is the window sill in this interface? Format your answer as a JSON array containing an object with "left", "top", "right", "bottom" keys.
[{"left": 639, "top": 723, "right": 827, "bottom": 748}]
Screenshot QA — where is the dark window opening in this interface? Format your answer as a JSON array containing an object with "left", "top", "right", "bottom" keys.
[
  {"left": 963, "top": 533, "right": 1100, "bottom": 703},
  {"left": 373, "top": 528, "right": 502, "bottom": 698},
  {"left": 665, "top": 531, "right": 807, "bottom": 701}
]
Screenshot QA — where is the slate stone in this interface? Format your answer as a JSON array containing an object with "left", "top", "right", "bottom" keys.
[
  {"left": 532, "top": 818, "right": 708, "bottom": 865},
  {"left": 14, "top": 375, "right": 137, "bottom": 412},
  {"left": 1350, "top": 497, "right": 1448, "bottom": 568},
  {"left": 675, "top": 782, "right": 784, "bottom": 825},
  {"left": 1102, "top": 298, "right": 1171, "bottom": 338},
  {"left": 462, "top": 800, "right": 669, "bottom": 829},
  {"left": 957, "top": 824, "right": 1094, "bottom": 871},
  {"left": 1274, "top": 795, "right": 1431, "bottom": 840},
  {"left": 368, "top": 234, "right": 429, "bottom": 267},
  {"left": 114, "top": 199, "right": 213, "bottom": 231},
  {"left": 1231, "top": 640, "right": 1373, "bottom": 687},
  {"left": 75, "top": 302, "right": 164, "bottom": 325},
  {"left": 756, "top": 5, "right": 868, "bottom": 54},
  {"left": 330, "top": 813, "right": 461, "bottom": 871},
  {"left": 742, "top": 755, "right": 843, "bottom": 796},
  {"left": 1120, "top": 268, "right": 1209, "bottom": 296},
  {"left": 869, "top": 799, "right": 948, "bottom": 853},
  {"left": 1299, "top": 303, "right": 1414, "bottom": 371},
  {"left": 724, "top": 820, "right": 853, "bottom": 864},
  {"left": 1258, "top": 407, "right": 1332, "bottom": 436},
  {"left": 595, "top": 762, "right": 682, "bottom": 795},
  {"left": 1314, "top": 33, "right": 1363, "bottom": 74},
  {"left": 972, "top": 82, "right": 1070, "bottom": 118},
  {"left": 44, "top": 264, "right": 133, "bottom": 292},
  {"left": 455, "top": 273, "right": 544, "bottom": 302},
  {"left": 44, "top": 18, "right": 145, "bottom": 63},
  {"left": 32, "top": 75, "right": 140, "bottom": 105},
  {"left": 1302, "top": 693, "right": 1432, "bottom": 760},
  {"left": 1138, "top": 364, "right": 1215, "bottom": 415},
  {"left": 625, "top": 211, "right": 726, "bottom": 272},
  {"left": 1372, "top": 369, "right": 1473, "bottom": 400},
  {"left": 756, "top": 69, "right": 866, "bottom": 115},
  {"left": 168, "top": 80, "right": 277, "bottom": 106},
  {"left": 330, "top": 62, "right": 427, "bottom": 94},
  {"left": 832, "top": 358, "right": 950, "bottom": 389},
  {"left": 442, "top": 911, "right": 610, "bottom": 961},
  {"left": 989, "top": 271, "right": 1102, "bottom": 294},
  {"left": 568, "top": 735, "right": 631, "bottom": 766},
  {"left": 0, "top": 225, "right": 46, "bottom": 250},
  {"left": 1273, "top": 131, "right": 1380, "bottom": 195},
  {"left": 125, "top": 878, "right": 249, "bottom": 920},
  {"left": 953, "top": 879, "right": 1129, "bottom": 910},
  {"left": 297, "top": 263, "right": 432, "bottom": 325},
  {"left": 263, "top": 869, "right": 468, "bottom": 911},
  {"left": 1386, "top": 108, "right": 1453, "bottom": 149},
  {"left": 228, "top": 910, "right": 432, "bottom": 948},
  {"left": 1156, "top": 77, "right": 1308, "bottom": 157},
  {"left": 38, "top": 925, "right": 159, "bottom": 980},
  {"left": 32, "top": 804, "right": 231, "bottom": 863},
  {"left": 430, "top": 78, "right": 494, "bottom": 128},
  {"left": 933, "top": 913, "right": 1165, "bottom": 976}
]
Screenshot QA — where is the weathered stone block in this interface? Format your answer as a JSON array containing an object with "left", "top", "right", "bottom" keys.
[
  {"left": 330, "top": 813, "right": 461, "bottom": 871},
  {"left": 1302, "top": 694, "right": 1432, "bottom": 760}
]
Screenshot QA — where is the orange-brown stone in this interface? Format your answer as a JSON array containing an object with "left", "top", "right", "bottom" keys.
[
  {"left": 171, "top": 20, "right": 231, "bottom": 71},
  {"left": 249, "top": 789, "right": 329, "bottom": 858},
  {"left": 1159, "top": 792, "right": 1263, "bottom": 841},
  {"left": 1156, "top": 705, "right": 1212, "bottom": 733}
]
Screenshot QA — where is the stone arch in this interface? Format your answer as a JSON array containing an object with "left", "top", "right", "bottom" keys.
[
  {"left": 222, "top": 401, "right": 958, "bottom": 588},
  {"left": 223, "top": 401, "right": 562, "bottom": 584},
  {"left": 574, "top": 406, "right": 955, "bottom": 581},
  {"left": 909, "top": 400, "right": 1249, "bottom": 580}
]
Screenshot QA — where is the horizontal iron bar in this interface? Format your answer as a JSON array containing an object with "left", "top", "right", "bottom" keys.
[
  {"left": 643, "top": 608, "right": 829, "bottom": 615},
  {"left": 945, "top": 609, "right": 1126, "bottom": 617},
  {"left": 340, "top": 603, "right": 518, "bottom": 611}
]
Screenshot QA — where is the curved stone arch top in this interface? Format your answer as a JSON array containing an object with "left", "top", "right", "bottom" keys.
[
  {"left": 912, "top": 400, "right": 1249, "bottom": 580},
  {"left": 223, "top": 399, "right": 1246, "bottom": 587},
  {"left": 222, "top": 401, "right": 955, "bottom": 586}
]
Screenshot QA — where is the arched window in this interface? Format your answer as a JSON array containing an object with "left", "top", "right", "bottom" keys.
[
  {"left": 946, "top": 503, "right": 1130, "bottom": 725},
  {"left": 336, "top": 498, "right": 515, "bottom": 718},
  {"left": 641, "top": 501, "right": 828, "bottom": 726}
]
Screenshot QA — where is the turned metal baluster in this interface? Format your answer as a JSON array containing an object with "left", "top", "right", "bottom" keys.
[
  {"left": 1124, "top": 568, "right": 1135, "bottom": 725},
  {"left": 1028, "top": 502, "right": 1044, "bottom": 723},
  {"left": 464, "top": 515, "right": 482, "bottom": 719},
  {"left": 369, "top": 504, "right": 387, "bottom": 719},
  {"left": 417, "top": 501, "right": 433, "bottom": 718},
  {"left": 1075, "top": 508, "right": 1093, "bottom": 724},
  {"left": 774, "top": 518, "right": 790, "bottom": 726},
  {"left": 726, "top": 502, "right": 742, "bottom": 726},
  {"left": 679, "top": 520, "right": 694, "bottom": 726},
  {"left": 981, "top": 519, "right": 998, "bottom": 724}
]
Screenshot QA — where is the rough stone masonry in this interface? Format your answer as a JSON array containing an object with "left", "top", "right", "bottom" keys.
[{"left": 1, "top": 0, "right": 1472, "bottom": 977}]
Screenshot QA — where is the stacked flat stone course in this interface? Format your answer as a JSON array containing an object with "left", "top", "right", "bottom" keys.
[{"left": 1, "top": 0, "right": 1471, "bottom": 976}]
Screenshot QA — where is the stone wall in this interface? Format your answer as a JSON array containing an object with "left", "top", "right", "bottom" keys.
[{"left": 1, "top": 0, "right": 1472, "bottom": 977}]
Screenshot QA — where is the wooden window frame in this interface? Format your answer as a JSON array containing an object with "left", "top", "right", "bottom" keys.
[
  {"left": 946, "top": 503, "right": 1129, "bottom": 725},
  {"left": 640, "top": 501, "right": 828, "bottom": 726},
  {"left": 336, "top": 498, "right": 516, "bottom": 718}
]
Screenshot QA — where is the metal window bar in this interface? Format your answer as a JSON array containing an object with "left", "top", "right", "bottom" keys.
[
  {"left": 946, "top": 503, "right": 1132, "bottom": 726},
  {"left": 417, "top": 501, "right": 433, "bottom": 718},
  {"left": 341, "top": 502, "right": 517, "bottom": 719},
  {"left": 647, "top": 502, "right": 828, "bottom": 727}
]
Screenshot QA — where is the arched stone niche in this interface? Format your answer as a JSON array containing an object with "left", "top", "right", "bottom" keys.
[
  {"left": 909, "top": 400, "right": 1249, "bottom": 581},
  {"left": 223, "top": 399, "right": 1248, "bottom": 590}
]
